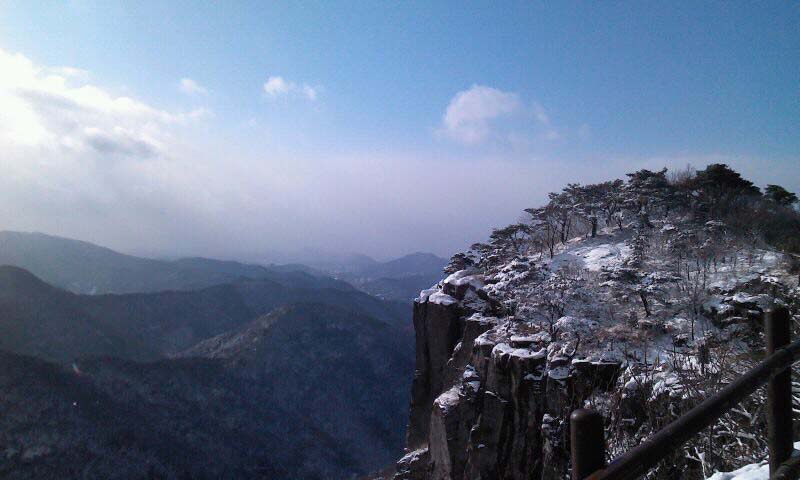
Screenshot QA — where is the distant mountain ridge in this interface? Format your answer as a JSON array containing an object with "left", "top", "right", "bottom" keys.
[
  {"left": 0, "top": 230, "right": 446, "bottom": 302},
  {"left": 368, "top": 252, "right": 448, "bottom": 278},
  {"left": 316, "top": 251, "right": 447, "bottom": 278},
  {"left": 0, "top": 264, "right": 410, "bottom": 363},
  {"left": 0, "top": 230, "right": 344, "bottom": 295},
  {"left": 315, "top": 251, "right": 448, "bottom": 302}
]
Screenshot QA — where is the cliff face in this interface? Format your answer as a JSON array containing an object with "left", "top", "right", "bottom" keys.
[
  {"left": 390, "top": 227, "right": 799, "bottom": 480},
  {"left": 398, "top": 278, "right": 619, "bottom": 480},
  {"left": 406, "top": 299, "right": 466, "bottom": 450}
]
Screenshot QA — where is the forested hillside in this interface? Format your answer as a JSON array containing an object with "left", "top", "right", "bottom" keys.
[{"left": 0, "top": 265, "right": 414, "bottom": 478}]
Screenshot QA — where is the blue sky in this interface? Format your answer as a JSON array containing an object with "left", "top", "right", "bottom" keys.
[{"left": 0, "top": 1, "right": 797, "bottom": 260}]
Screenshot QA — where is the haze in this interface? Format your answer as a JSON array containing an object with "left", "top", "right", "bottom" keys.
[{"left": 0, "top": 2, "right": 797, "bottom": 262}]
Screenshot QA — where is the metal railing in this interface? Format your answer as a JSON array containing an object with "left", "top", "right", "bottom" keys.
[{"left": 571, "top": 307, "right": 798, "bottom": 480}]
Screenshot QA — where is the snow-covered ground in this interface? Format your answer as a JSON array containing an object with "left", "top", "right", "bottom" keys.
[{"left": 706, "top": 443, "right": 800, "bottom": 479}]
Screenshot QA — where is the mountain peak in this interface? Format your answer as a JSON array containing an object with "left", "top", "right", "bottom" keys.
[{"left": 0, "top": 265, "right": 57, "bottom": 296}]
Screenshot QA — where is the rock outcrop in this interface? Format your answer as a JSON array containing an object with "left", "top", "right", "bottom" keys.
[
  {"left": 397, "top": 270, "right": 624, "bottom": 480},
  {"left": 391, "top": 228, "right": 798, "bottom": 480},
  {"left": 407, "top": 299, "right": 465, "bottom": 449},
  {"left": 385, "top": 166, "right": 800, "bottom": 480}
]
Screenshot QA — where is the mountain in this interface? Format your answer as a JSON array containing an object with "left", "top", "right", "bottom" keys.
[
  {"left": 0, "top": 265, "right": 410, "bottom": 362},
  {"left": 318, "top": 252, "right": 448, "bottom": 302},
  {"left": 385, "top": 165, "right": 800, "bottom": 480},
  {"left": 0, "top": 335, "right": 411, "bottom": 480},
  {"left": 0, "top": 270, "right": 415, "bottom": 478},
  {"left": 0, "top": 230, "right": 339, "bottom": 294},
  {"left": 311, "top": 253, "right": 381, "bottom": 274},
  {"left": 182, "top": 304, "right": 413, "bottom": 470},
  {"left": 0, "top": 266, "right": 156, "bottom": 362},
  {"left": 320, "top": 252, "right": 446, "bottom": 279},
  {"left": 354, "top": 274, "right": 444, "bottom": 302},
  {"left": 0, "top": 230, "right": 446, "bottom": 302},
  {"left": 362, "top": 252, "right": 448, "bottom": 279}
]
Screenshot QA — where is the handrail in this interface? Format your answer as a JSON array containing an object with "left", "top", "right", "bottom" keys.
[{"left": 571, "top": 307, "right": 796, "bottom": 480}]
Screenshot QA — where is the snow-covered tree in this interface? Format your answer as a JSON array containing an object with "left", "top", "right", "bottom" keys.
[
  {"left": 691, "top": 163, "right": 761, "bottom": 220},
  {"left": 444, "top": 252, "right": 476, "bottom": 274},
  {"left": 525, "top": 206, "right": 561, "bottom": 258},
  {"left": 520, "top": 266, "right": 589, "bottom": 332},
  {"left": 622, "top": 168, "right": 672, "bottom": 228},
  {"left": 765, "top": 184, "right": 798, "bottom": 207},
  {"left": 600, "top": 228, "right": 677, "bottom": 319},
  {"left": 488, "top": 223, "right": 531, "bottom": 258}
]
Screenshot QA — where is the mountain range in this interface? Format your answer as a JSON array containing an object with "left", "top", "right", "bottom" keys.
[
  {"left": 0, "top": 231, "right": 432, "bottom": 479},
  {"left": 0, "top": 230, "right": 446, "bottom": 302},
  {"left": 315, "top": 252, "right": 448, "bottom": 302}
]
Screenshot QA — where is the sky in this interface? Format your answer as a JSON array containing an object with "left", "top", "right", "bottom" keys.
[{"left": 0, "top": 1, "right": 797, "bottom": 261}]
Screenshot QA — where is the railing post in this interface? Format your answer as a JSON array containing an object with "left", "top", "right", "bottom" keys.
[
  {"left": 571, "top": 408, "right": 606, "bottom": 479},
  {"left": 766, "top": 306, "right": 793, "bottom": 476}
]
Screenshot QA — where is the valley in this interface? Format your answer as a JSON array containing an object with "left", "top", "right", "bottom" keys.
[{"left": 0, "top": 233, "right": 445, "bottom": 479}]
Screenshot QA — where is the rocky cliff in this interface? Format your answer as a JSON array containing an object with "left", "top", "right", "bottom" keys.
[
  {"left": 395, "top": 266, "right": 626, "bottom": 480},
  {"left": 385, "top": 166, "right": 800, "bottom": 480}
]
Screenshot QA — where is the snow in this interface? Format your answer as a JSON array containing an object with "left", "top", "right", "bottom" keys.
[
  {"left": 553, "top": 315, "right": 599, "bottom": 332},
  {"left": 416, "top": 269, "right": 484, "bottom": 306},
  {"left": 444, "top": 270, "right": 485, "bottom": 290},
  {"left": 705, "top": 442, "right": 800, "bottom": 479},
  {"left": 463, "top": 365, "right": 481, "bottom": 392},
  {"left": 725, "top": 292, "right": 774, "bottom": 309},
  {"left": 492, "top": 342, "right": 547, "bottom": 360},
  {"left": 706, "top": 462, "right": 768, "bottom": 480},
  {"left": 428, "top": 291, "right": 457, "bottom": 305},
  {"left": 416, "top": 286, "right": 457, "bottom": 305},
  {"left": 650, "top": 370, "right": 681, "bottom": 397},
  {"left": 397, "top": 447, "right": 428, "bottom": 465},
  {"left": 416, "top": 286, "right": 438, "bottom": 303},
  {"left": 510, "top": 334, "right": 538, "bottom": 345},
  {"left": 434, "top": 366, "right": 484, "bottom": 413},
  {"left": 434, "top": 386, "right": 461, "bottom": 414},
  {"left": 580, "top": 243, "right": 630, "bottom": 272},
  {"left": 548, "top": 236, "right": 630, "bottom": 273},
  {"left": 474, "top": 330, "right": 501, "bottom": 348}
]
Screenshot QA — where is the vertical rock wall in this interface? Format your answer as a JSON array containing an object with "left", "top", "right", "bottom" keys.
[{"left": 397, "top": 278, "right": 620, "bottom": 480}]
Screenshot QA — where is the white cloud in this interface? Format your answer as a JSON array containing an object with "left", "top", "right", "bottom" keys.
[
  {"left": 0, "top": 47, "right": 221, "bottom": 253},
  {"left": 441, "top": 85, "right": 520, "bottom": 144},
  {"left": 178, "top": 77, "right": 207, "bottom": 96},
  {"left": 46, "top": 66, "right": 90, "bottom": 80},
  {"left": 263, "top": 76, "right": 289, "bottom": 96},
  {"left": 263, "top": 75, "right": 317, "bottom": 101},
  {"left": 0, "top": 48, "right": 208, "bottom": 157},
  {"left": 532, "top": 101, "right": 560, "bottom": 141},
  {"left": 440, "top": 86, "right": 567, "bottom": 145}
]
